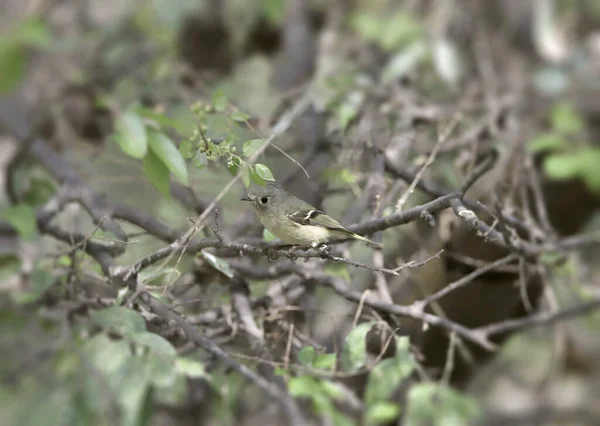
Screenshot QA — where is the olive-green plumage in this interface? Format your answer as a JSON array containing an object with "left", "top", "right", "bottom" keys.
[{"left": 241, "top": 182, "right": 381, "bottom": 248}]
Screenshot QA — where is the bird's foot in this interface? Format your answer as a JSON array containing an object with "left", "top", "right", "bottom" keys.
[
  {"left": 262, "top": 246, "right": 280, "bottom": 262},
  {"left": 286, "top": 246, "right": 300, "bottom": 262}
]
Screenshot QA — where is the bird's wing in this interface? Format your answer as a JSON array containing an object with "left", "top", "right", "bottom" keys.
[{"left": 286, "top": 209, "right": 351, "bottom": 233}]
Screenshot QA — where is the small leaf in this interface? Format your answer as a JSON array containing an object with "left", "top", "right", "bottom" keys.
[
  {"left": 298, "top": 346, "right": 316, "bottom": 366},
  {"left": 211, "top": 88, "right": 227, "bottom": 112},
  {"left": 1, "top": 204, "right": 37, "bottom": 240},
  {"left": 254, "top": 163, "right": 275, "bottom": 181},
  {"left": 527, "top": 133, "right": 566, "bottom": 153},
  {"left": 288, "top": 376, "right": 320, "bottom": 398},
  {"left": 147, "top": 129, "right": 189, "bottom": 186},
  {"left": 336, "top": 91, "right": 364, "bottom": 131},
  {"left": 0, "top": 42, "right": 26, "bottom": 94},
  {"left": 263, "top": 228, "right": 276, "bottom": 242},
  {"left": 381, "top": 41, "right": 428, "bottom": 84},
  {"left": 200, "top": 250, "right": 235, "bottom": 278},
  {"left": 143, "top": 149, "right": 170, "bottom": 198},
  {"left": 551, "top": 102, "right": 584, "bottom": 136},
  {"left": 179, "top": 139, "right": 194, "bottom": 159},
  {"left": 405, "top": 383, "right": 481, "bottom": 426},
  {"left": 543, "top": 152, "right": 582, "bottom": 180},
  {"left": 227, "top": 158, "right": 240, "bottom": 176},
  {"left": 114, "top": 111, "right": 148, "bottom": 159},
  {"left": 12, "top": 266, "right": 55, "bottom": 304},
  {"left": 342, "top": 322, "right": 375, "bottom": 371},
  {"left": 230, "top": 111, "right": 250, "bottom": 122},
  {"left": 83, "top": 334, "right": 131, "bottom": 374},
  {"left": 366, "top": 402, "right": 401, "bottom": 425},
  {"left": 313, "top": 353, "right": 336, "bottom": 370},
  {"left": 365, "top": 337, "right": 415, "bottom": 405},
  {"left": 250, "top": 166, "right": 266, "bottom": 186},
  {"left": 242, "top": 139, "right": 266, "bottom": 157},
  {"left": 132, "top": 332, "right": 177, "bottom": 358},
  {"left": 175, "top": 358, "right": 208, "bottom": 378},
  {"left": 241, "top": 164, "right": 252, "bottom": 187},
  {"left": 432, "top": 38, "right": 463, "bottom": 86},
  {"left": 13, "top": 18, "right": 51, "bottom": 46},
  {"left": 92, "top": 306, "right": 146, "bottom": 335}
]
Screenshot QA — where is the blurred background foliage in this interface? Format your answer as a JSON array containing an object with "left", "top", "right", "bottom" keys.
[{"left": 2, "top": 0, "right": 600, "bottom": 425}]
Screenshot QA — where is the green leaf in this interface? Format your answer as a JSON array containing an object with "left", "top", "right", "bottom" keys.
[
  {"left": 13, "top": 18, "right": 51, "bottom": 46},
  {"left": 1, "top": 204, "right": 37, "bottom": 240},
  {"left": 200, "top": 250, "right": 235, "bottom": 278},
  {"left": 263, "top": 0, "right": 284, "bottom": 25},
  {"left": 364, "top": 338, "right": 416, "bottom": 406},
  {"left": 179, "top": 139, "right": 194, "bottom": 159},
  {"left": 288, "top": 376, "right": 321, "bottom": 398},
  {"left": 543, "top": 152, "right": 582, "bottom": 180},
  {"left": 432, "top": 38, "right": 462, "bottom": 86},
  {"left": 0, "top": 42, "right": 26, "bottom": 94},
  {"left": 113, "top": 356, "right": 153, "bottom": 426},
  {"left": 143, "top": 148, "right": 170, "bottom": 198},
  {"left": 551, "top": 102, "right": 584, "bottom": 136},
  {"left": 381, "top": 40, "right": 428, "bottom": 84},
  {"left": 405, "top": 383, "right": 481, "bottom": 426},
  {"left": 83, "top": 333, "right": 132, "bottom": 375},
  {"left": 211, "top": 88, "right": 227, "bottom": 112},
  {"left": 147, "top": 129, "right": 189, "bottom": 186},
  {"left": 230, "top": 111, "right": 250, "bottom": 122},
  {"left": 336, "top": 91, "right": 364, "bottom": 131},
  {"left": 175, "top": 357, "right": 208, "bottom": 378},
  {"left": 254, "top": 163, "right": 275, "bottom": 181},
  {"left": 250, "top": 166, "right": 266, "bottom": 185},
  {"left": 580, "top": 148, "right": 600, "bottom": 193},
  {"left": 92, "top": 306, "right": 146, "bottom": 335},
  {"left": 114, "top": 111, "right": 148, "bottom": 159},
  {"left": 313, "top": 353, "right": 337, "bottom": 371},
  {"left": 241, "top": 163, "right": 252, "bottom": 187},
  {"left": 366, "top": 402, "right": 401, "bottom": 425},
  {"left": 263, "top": 228, "right": 276, "bottom": 242},
  {"left": 12, "top": 266, "right": 55, "bottom": 304},
  {"left": 132, "top": 332, "right": 177, "bottom": 358},
  {"left": 298, "top": 346, "right": 316, "bottom": 366},
  {"left": 227, "top": 158, "right": 240, "bottom": 176},
  {"left": 135, "top": 105, "right": 183, "bottom": 131},
  {"left": 341, "top": 322, "right": 374, "bottom": 371},
  {"left": 527, "top": 133, "right": 566, "bottom": 153},
  {"left": 242, "top": 139, "right": 266, "bottom": 157}
]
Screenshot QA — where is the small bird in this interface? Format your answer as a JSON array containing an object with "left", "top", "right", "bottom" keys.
[{"left": 241, "top": 182, "right": 381, "bottom": 248}]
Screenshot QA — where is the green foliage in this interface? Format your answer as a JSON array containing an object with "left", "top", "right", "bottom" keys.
[
  {"left": 143, "top": 148, "right": 170, "bottom": 198},
  {"left": 112, "top": 106, "right": 193, "bottom": 196},
  {"left": 114, "top": 111, "right": 148, "bottom": 159},
  {"left": 11, "top": 265, "right": 57, "bottom": 304},
  {"left": 288, "top": 376, "right": 354, "bottom": 426},
  {"left": 341, "top": 322, "right": 374, "bottom": 371},
  {"left": 200, "top": 250, "right": 235, "bottom": 278},
  {"left": 528, "top": 102, "right": 600, "bottom": 193},
  {"left": 180, "top": 97, "right": 276, "bottom": 187},
  {"left": 0, "top": 203, "right": 37, "bottom": 240},
  {"left": 0, "top": 17, "right": 50, "bottom": 94},
  {"left": 147, "top": 130, "right": 189, "bottom": 186},
  {"left": 404, "top": 383, "right": 481, "bottom": 426},
  {"left": 350, "top": 10, "right": 423, "bottom": 52}
]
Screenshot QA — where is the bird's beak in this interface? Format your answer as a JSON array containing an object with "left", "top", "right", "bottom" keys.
[{"left": 240, "top": 196, "right": 252, "bottom": 202}]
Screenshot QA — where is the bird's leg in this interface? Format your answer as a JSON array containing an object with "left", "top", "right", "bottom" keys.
[{"left": 317, "top": 243, "right": 330, "bottom": 258}]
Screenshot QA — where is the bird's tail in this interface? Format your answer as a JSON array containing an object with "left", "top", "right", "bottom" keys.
[{"left": 351, "top": 232, "right": 382, "bottom": 249}]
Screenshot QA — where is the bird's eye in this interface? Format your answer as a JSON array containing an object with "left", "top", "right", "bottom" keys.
[{"left": 260, "top": 197, "right": 269, "bottom": 204}]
